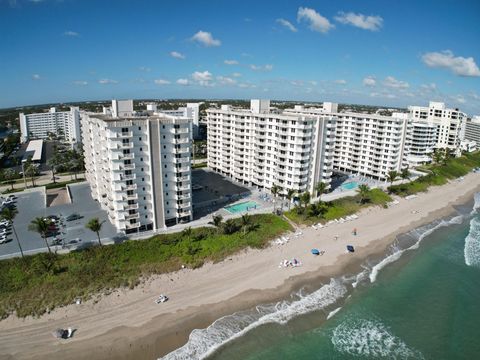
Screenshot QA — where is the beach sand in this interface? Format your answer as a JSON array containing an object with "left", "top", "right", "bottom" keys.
[{"left": 0, "top": 173, "right": 479, "bottom": 360}]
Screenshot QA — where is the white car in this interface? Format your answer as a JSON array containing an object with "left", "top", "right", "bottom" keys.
[
  {"left": 2, "top": 198, "right": 14, "bottom": 206},
  {"left": 0, "top": 235, "right": 7, "bottom": 244},
  {"left": 0, "top": 220, "right": 10, "bottom": 227}
]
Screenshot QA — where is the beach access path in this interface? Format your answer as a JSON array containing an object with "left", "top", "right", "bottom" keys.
[{"left": 0, "top": 173, "right": 479, "bottom": 360}]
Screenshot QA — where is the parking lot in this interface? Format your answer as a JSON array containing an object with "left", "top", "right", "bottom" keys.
[
  {"left": 0, "top": 183, "right": 119, "bottom": 257},
  {"left": 191, "top": 168, "right": 251, "bottom": 219}
]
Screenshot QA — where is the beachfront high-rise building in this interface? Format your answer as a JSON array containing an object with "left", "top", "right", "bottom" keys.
[
  {"left": 19, "top": 107, "right": 81, "bottom": 144},
  {"left": 82, "top": 101, "right": 192, "bottom": 233},
  {"left": 405, "top": 121, "right": 438, "bottom": 166},
  {"left": 408, "top": 101, "right": 467, "bottom": 150},
  {"left": 147, "top": 102, "right": 201, "bottom": 139},
  {"left": 284, "top": 105, "right": 410, "bottom": 179},
  {"left": 206, "top": 100, "right": 336, "bottom": 194},
  {"left": 464, "top": 116, "right": 480, "bottom": 147}
]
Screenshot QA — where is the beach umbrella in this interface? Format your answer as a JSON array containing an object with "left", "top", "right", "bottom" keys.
[
  {"left": 311, "top": 248, "right": 320, "bottom": 255},
  {"left": 347, "top": 245, "right": 355, "bottom": 253}
]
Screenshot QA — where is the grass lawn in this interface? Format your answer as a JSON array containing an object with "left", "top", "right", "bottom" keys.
[
  {"left": 0, "top": 214, "right": 291, "bottom": 319},
  {"left": 192, "top": 162, "right": 207, "bottom": 169},
  {"left": 285, "top": 188, "right": 392, "bottom": 225},
  {"left": 389, "top": 151, "right": 480, "bottom": 196}
]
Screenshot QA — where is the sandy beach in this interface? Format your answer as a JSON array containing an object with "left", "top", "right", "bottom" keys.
[{"left": 1, "top": 173, "right": 479, "bottom": 360}]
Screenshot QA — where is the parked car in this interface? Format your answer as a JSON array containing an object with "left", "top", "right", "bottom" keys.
[
  {"left": 66, "top": 213, "right": 82, "bottom": 222},
  {"left": 2, "top": 198, "right": 15, "bottom": 206},
  {"left": 0, "top": 220, "right": 10, "bottom": 228},
  {"left": 6, "top": 195, "right": 16, "bottom": 200},
  {"left": 0, "top": 235, "right": 8, "bottom": 244}
]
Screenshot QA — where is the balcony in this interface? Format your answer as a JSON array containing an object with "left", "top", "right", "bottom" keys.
[
  {"left": 124, "top": 174, "right": 136, "bottom": 181},
  {"left": 125, "top": 222, "right": 141, "bottom": 229},
  {"left": 118, "top": 131, "right": 133, "bottom": 138},
  {"left": 124, "top": 164, "right": 135, "bottom": 170},
  {"left": 173, "top": 128, "right": 189, "bottom": 134},
  {"left": 124, "top": 203, "right": 139, "bottom": 210},
  {"left": 125, "top": 213, "right": 140, "bottom": 220},
  {"left": 175, "top": 157, "right": 190, "bottom": 164},
  {"left": 177, "top": 175, "right": 190, "bottom": 182},
  {"left": 118, "top": 143, "right": 134, "bottom": 150},
  {"left": 177, "top": 210, "right": 192, "bottom": 217},
  {"left": 176, "top": 202, "right": 191, "bottom": 209},
  {"left": 176, "top": 193, "right": 191, "bottom": 200},
  {"left": 126, "top": 193, "right": 138, "bottom": 200},
  {"left": 176, "top": 184, "right": 190, "bottom": 191},
  {"left": 123, "top": 184, "right": 137, "bottom": 191}
]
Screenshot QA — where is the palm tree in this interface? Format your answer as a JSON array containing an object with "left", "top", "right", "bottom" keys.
[
  {"left": 315, "top": 182, "right": 327, "bottom": 200},
  {"left": 430, "top": 149, "right": 444, "bottom": 164},
  {"left": 442, "top": 148, "right": 454, "bottom": 165},
  {"left": 240, "top": 214, "right": 253, "bottom": 234},
  {"left": 1, "top": 207, "right": 23, "bottom": 259},
  {"left": 181, "top": 226, "right": 193, "bottom": 239},
  {"left": 208, "top": 214, "right": 223, "bottom": 229},
  {"left": 85, "top": 218, "right": 106, "bottom": 246},
  {"left": 357, "top": 184, "right": 371, "bottom": 204},
  {"left": 47, "top": 155, "right": 61, "bottom": 184},
  {"left": 400, "top": 167, "right": 410, "bottom": 182},
  {"left": 386, "top": 170, "right": 399, "bottom": 187},
  {"left": 270, "top": 184, "right": 280, "bottom": 211},
  {"left": 308, "top": 202, "right": 324, "bottom": 217},
  {"left": 300, "top": 191, "right": 311, "bottom": 210},
  {"left": 29, "top": 217, "right": 52, "bottom": 254},
  {"left": 24, "top": 162, "right": 38, "bottom": 187},
  {"left": 286, "top": 189, "right": 296, "bottom": 210},
  {"left": 3, "top": 168, "right": 17, "bottom": 191}
]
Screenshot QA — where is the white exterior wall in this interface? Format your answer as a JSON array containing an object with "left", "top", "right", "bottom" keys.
[
  {"left": 19, "top": 107, "right": 81, "bottom": 144},
  {"left": 408, "top": 102, "right": 466, "bottom": 150},
  {"left": 207, "top": 105, "right": 335, "bottom": 195},
  {"left": 406, "top": 121, "right": 437, "bottom": 166},
  {"left": 82, "top": 113, "right": 192, "bottom": 233},
  {"left": 285, "top": 107, "right": 409, "bottom": 179},
  {"left": 464, "top": 118, "right": 480, "bottom": 147}
]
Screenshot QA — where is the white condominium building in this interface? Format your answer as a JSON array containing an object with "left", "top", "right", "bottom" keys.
[
  {"left": 285, "top": 106, "right": 410, "bottom": 179},
  {"left": 464, "top": 116, "right": 480, "bottom": 147},
  {"left": 19, "top": 107, "right": 81, "bottom": 144},
  {"left": 207, "top": 100, "right": 335, "bottom": 194},
  {"left": 405, "top": 121, "right": 438, "bottom": 166},
  {"left": 147, "top": 102, "right": 201, "bottom": 139},
  {"left": 409, "top": 101, "right": 466, "bottom": 149},
  {"left": 82, "top": 101, "right": 192, "bottom": 233}
]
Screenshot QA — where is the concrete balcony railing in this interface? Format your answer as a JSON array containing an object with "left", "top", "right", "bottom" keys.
[
  {"left": 176, "top": 184, "right": 190, "bottom": 192},
  {"left": 123, "top": 184, "right": 137, "bottom": 191},
  {"left": 125, "top": 213, "right": 140, "bottom": 220},
  {"left": 124, "top": 203, "right": 139, "bottom": 211},
  {"left": 124, "top": 164, "right": 135, "bottom": 170},
  {"left": 124, "top": 174, "right": 136, "bottom": 181},
  {"left": 117, "top": 143, "right": 134, "bottom": 150},
  {"left": 176, "top": 193, "right": 191, "bottom": 200},
  {"left": 176, "top": 202, "right": 191, "bottom": 209},
  {"left": 117, "top": 131, "right": 133, "bottom": 138},
  {"left": 126, "top": 193, "right": 138, "bottom": 201}
]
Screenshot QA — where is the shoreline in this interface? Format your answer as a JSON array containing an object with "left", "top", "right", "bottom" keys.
[{"left": 0, "top": 174, "right": 479, "bottom": 360}]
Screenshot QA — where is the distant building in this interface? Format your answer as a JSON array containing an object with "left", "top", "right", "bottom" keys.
[
  {"left": 409, "top": 101, "right": 467, "bottom": 150},
  {"left": 149, "top": 102, "right": 201, "bottom": 139},
  {"left": 19, "top": 107, "right": 81, "bottom": 144},
  {"left": 82, "top": 100, "right": 193, "bottom": 233},
  {"left": 464, "top": 116, "right": 480, "bottom": 147}
]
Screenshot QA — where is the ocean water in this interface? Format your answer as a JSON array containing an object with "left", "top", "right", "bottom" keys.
[{"left": 162, "top": 193, "right": 480, "bottom": 360}]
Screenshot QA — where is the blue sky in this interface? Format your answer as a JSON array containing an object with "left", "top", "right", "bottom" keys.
[{"left": 1, "top": 0, "right": 479, "bottom": 114}]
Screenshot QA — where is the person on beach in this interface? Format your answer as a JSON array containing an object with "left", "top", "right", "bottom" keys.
[
  {"left": 352, "top": 228, "right": 357, "bottom": 236},
  {"left": 334, "top": 235, "right": 338, "bottom": 241}
]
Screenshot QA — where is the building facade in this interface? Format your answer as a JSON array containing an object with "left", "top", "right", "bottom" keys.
[
  {"left": 147, "top": 102, "right": 201, "bottom": 139},
  {"left": 82, "top": 107, "right": 192, "bottom": 233},
  {"left": 207, "top": 100, "right": 335, "bottom": 195},
  {"left": 284, "top": 106, "right": 410, "bottom": 179},
  {"left": 464, "top": 116, "right": 480, "bottom": 147},
  {"left": 408, "top": 101, "right": 467, "bottom": 150},
  {"left": 19, "top": 107, "right": 81, "bottom": 144}
]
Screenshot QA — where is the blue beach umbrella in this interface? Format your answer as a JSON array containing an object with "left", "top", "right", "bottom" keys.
[{"left": 311, "top": 248, "right": 320, "bottom": 255}]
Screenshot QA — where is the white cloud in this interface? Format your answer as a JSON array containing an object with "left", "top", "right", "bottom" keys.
[
  {"left": 64, "top": 30, "right": 80, "bottom": 37},
  {"left": 309, "top": 80, "right": 318, "bottom": 86},
  {"left": 170, "top": 51, "right": 185, "bottom": 59},
  {"left": 224, "top": 59, "right": 239, "bottom": 65},
  {"left": 370, "top": 92, "right": 396, "bottom": 99},
  {"left": 138, "top": 66, "right": 151, "bottom": 72},
  {"left": 238, "top": 82, "right": 256, "bottom": 89},
  {"left": 154, "top": 79, "right": 171, "bottom": 85},
  {"left": 98, "top": 79, "right": 118, "bottom": 84},
  {"left": 334, "top": 79, "right": 347, "bottom": 85},
  {"left": 176, "top": 78, "right": 189, "bottom": 86},
  {"left": 32, "top": 74, "right": 41, "bottom": 80},
  {"left": 334, "top": 12, "right": 383, "bottom": 31},
  {"left": 73, "top": 80, "right": 88, "bottom": 86},
  {"left": 363, "top": 76, "right": 376, "bottom": 87},
  {"left": 383, "top": 76, "right": 409, "bottom": 89},
  {"left": 231, "top": 72, "right": 242, "bottom": 78},
  {"left": 297, "top": 7, "right": 334, "bottom": 34},
  {"left": 217, "top": 76, "right": 236, "bottom": 85},
  {"left": 191, "top": 31, "right": 221, "bottom": 47},
  {"left": 276, "top": 18, "right": 298, "bottom": 32},
  {"left": 451, "top": 94, "right": 466, "bottom": 104},
  {"left": 250, "top": 64, "right": 273, "bottom": 72},
  {"left": 290, "top": 80, "right": 304, "bottom": 86},
  {"left": 421, "top": 50, "right": 480, "bottom": 77},
  {"left": 420, "top": 83, "right": 437, "bottom": 91},
  {"left": 192, "top": 71, "right": 214, "bottom": 86}
]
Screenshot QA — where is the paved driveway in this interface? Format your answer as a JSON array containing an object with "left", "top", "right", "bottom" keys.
[{"left": 0, "top": 183, "right": 119, "bottom": 258}]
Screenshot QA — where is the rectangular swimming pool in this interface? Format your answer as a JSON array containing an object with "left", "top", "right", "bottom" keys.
[
  {"left": 224, "top": 201, "right": 260, "bottom": 214},
  {"left": 341, "top": 181, "right": 359, "bottom": 190}
]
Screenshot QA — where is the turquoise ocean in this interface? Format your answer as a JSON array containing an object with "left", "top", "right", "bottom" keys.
[{"left": 163, "top": 193, "right": 480, "bottom": 360}]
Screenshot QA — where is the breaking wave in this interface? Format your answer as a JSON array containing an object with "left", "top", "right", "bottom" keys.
[
  {"left": 161, "top": 279, "right": 347, "bottom": 360},
  {"left": 331, "top": 316, "right": 424, "bottom": 359},
  {"left": 464, "top": 217, "right": 480, "bottom": 267}
]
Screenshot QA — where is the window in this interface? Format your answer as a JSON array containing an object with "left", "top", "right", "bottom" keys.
[
  {"left": 139, "top": 137, "right": 142, "bottom": 141},
  {"left": 143, "top": 187, "right": 145, "bottom": 191},
  {"left": 142, "top": 177, "right": 145, "bottom": 181},
  {"left": 140, "top": 147, "right": 142, "bottom": 151},
  {"left": 163, "top": 145, "right": 166, "bottom": 149},
  {"left": 138, "top": 126, "right": 141, "bottom": 130},
  {"left": 144, "top": 206, "right": 147, "bottom": 210},
  {"left": 141, "top": 168, "right": 144, "bottom": 171}
]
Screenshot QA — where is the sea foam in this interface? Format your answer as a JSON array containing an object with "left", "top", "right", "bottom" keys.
[
  {"left": 369, "top": 215, "right": 464, "bottom": 283},
  {"left": 331, "top": 316, "right": 424, "bottom": 359},
  {"left": 161, "top": 279, "right": 347, "bottom": 360},
  {"left": 464, "top": 217, "right": 480, "bottom": 267}
]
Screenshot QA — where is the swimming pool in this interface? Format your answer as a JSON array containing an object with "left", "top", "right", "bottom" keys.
[
  {"left": 224, "top": 201, "right": 260, "bottom": 214},
  {"left": 341, "top": 181, "right": 359, "bottom": 190}
]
